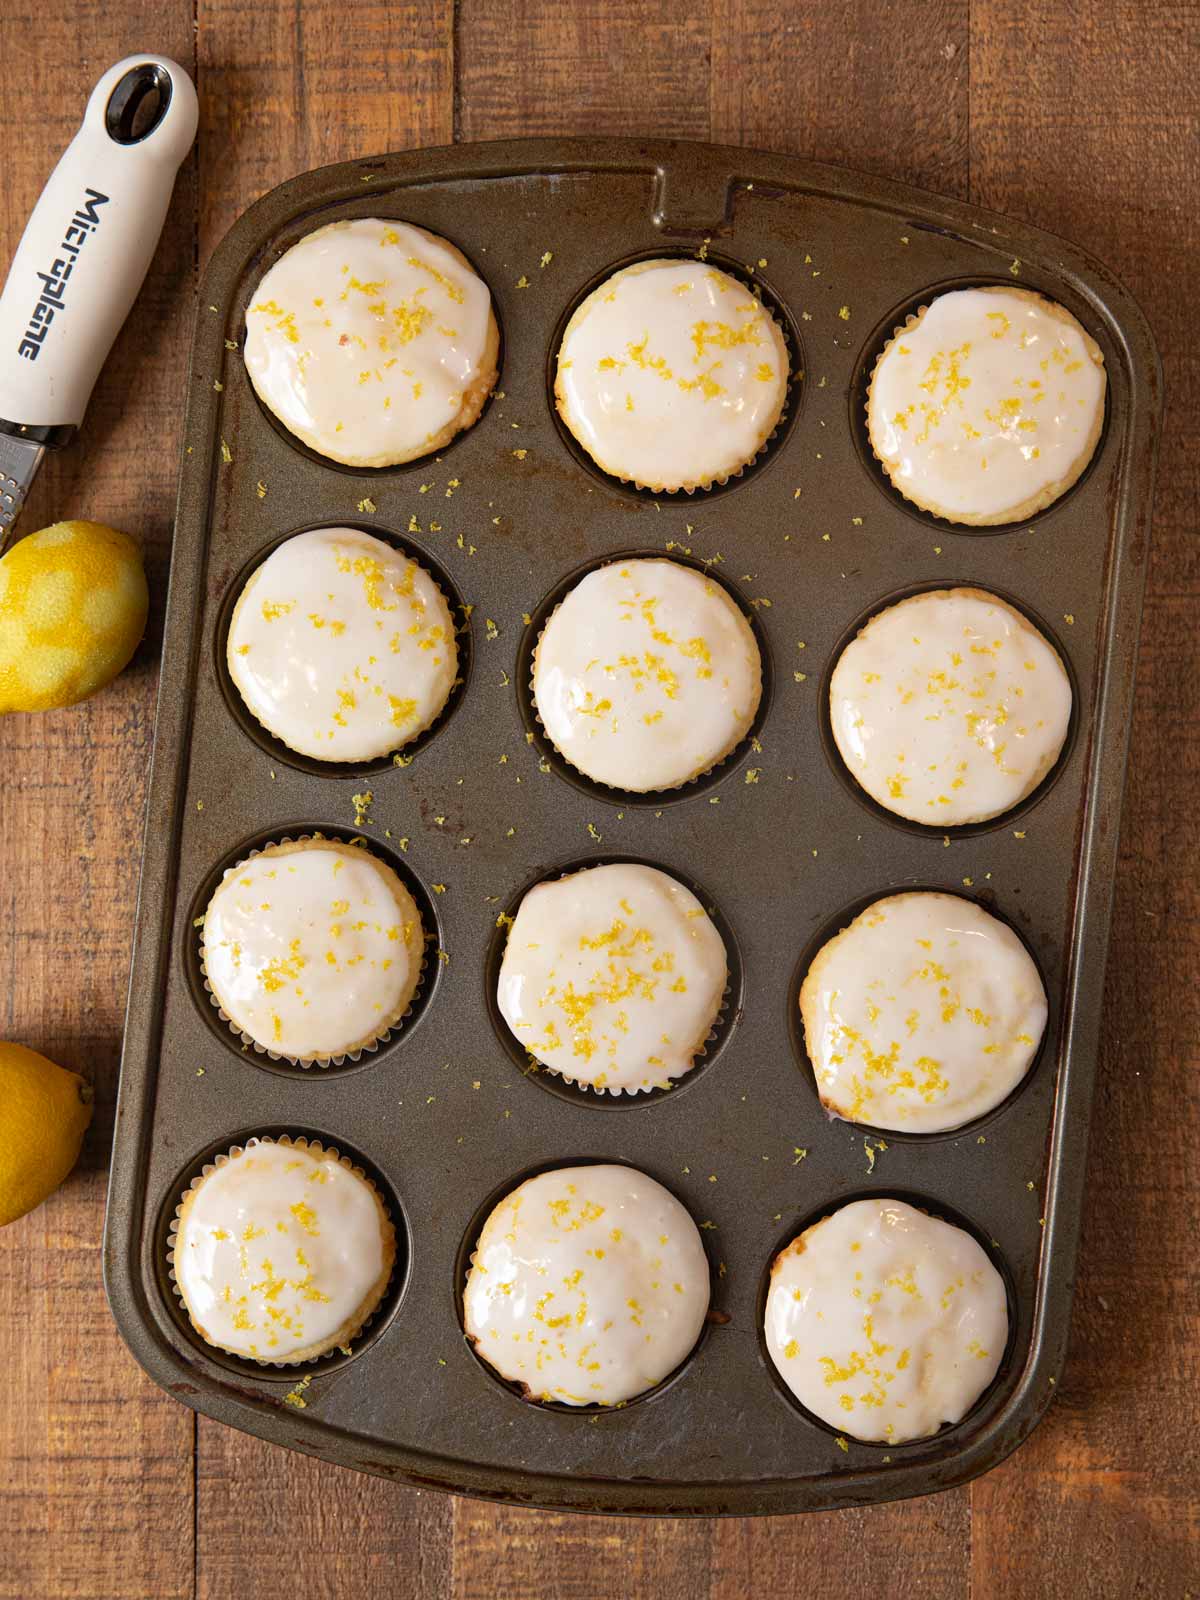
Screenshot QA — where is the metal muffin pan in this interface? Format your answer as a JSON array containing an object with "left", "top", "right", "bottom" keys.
[{"left": 104, "top": 138, "right": 1160, "bottom": 1515}]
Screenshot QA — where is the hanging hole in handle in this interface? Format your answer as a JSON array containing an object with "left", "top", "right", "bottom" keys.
[{"left": 105, "top": 63, "right": 173, "bottom": 145}]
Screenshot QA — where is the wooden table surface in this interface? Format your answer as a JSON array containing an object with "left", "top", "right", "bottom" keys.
[{"left": 1, "top": 3, "right": 1196, "bottom": 1595}]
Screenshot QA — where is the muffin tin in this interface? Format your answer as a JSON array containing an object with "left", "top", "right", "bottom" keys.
[{"left": 104, "top": 138, "right": 1160, "bottom": 1514}]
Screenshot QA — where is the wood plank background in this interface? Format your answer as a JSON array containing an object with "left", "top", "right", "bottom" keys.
[{"left": 1, "top": 2, "right": 1196, "bottom": 1595}]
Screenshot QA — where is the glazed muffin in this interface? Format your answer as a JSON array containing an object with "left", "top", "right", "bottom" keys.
[
  {"left": 828, "top": 587, "right": 1071, "bottom": 825},
  {"left": 497, "top": 861, "right": 727, "bottom": 1094},
  {"left": 171, "top": 1135, "right": 395, "bottom": 1364},
  {"left": 867, "top": 286, "right": 1105, "bottom": 525},
  {"left": 764, "top": 1197, "right": 1007, "bottom": 1443},
  {"left": 463, "top": 1164, "right": 710, "bottom": 1405},
  {"left": 799, "top": 892, "right": 1047, "bottom": 1133},
  {"left": 200, "top": 838, "right": 425, "bottom": 1063},
  {"left": 533, "top": 558, "right": 762, "bottom": 792},
  {"left": 227, "top": 527, "right": 458, "bottom": 763},
  {"left": 243, "top": 218, "right": 499, "bottom": 468},
  {"left": 554, "top": 259, "right": 789, "bottom": 491}
]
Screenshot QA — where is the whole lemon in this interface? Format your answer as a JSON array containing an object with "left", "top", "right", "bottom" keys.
[
  {"left": 0, "top": 1042, "right": 94, "bottom": 1225},
  {"left": 0, "top": 520, "right": 149, "bottom": 713}
]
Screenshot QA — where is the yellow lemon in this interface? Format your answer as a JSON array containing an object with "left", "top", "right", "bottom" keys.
[
  {"left": 0, "top": 1042, "right": 94, "bottom": 1225},
  {"left": 0, "top": 520, "right": 149, "bottom": 713}
]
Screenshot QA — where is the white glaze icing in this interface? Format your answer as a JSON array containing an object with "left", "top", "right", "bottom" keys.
[
  {"left": 868, "top": 287, "right": 1105, "bottom": 522},
  {"left": 174, "top": 1139, "right": 392, "bottom": 1362},
  {"left": 227, "top": 527, "right": 457, "bottom": 762},
  {"left": 463, "top": 1164, "right": 710, "bottom": 1405},
  {"left": 244, "top": 218, "right": 498, "bottom": 467},
  {"left": 201, "top": 840, "right": 424, "bottom": 1060},
  {"left": 800, "top": 892, "right": 1046, "bottom": 1133},
  {"left": 555, "top": 259, "right": 789, "bottom": 490},
  {"left": 533, "top": 558, "right": 762, "bottom": 792},
  {"left": 829, "top": 588, "right": 1071, "bottom": 825},
  {"left": 497, "top": 862, "right": 727, "bottom": 1093},
  {"left": 764, "top": 1197, "right": 1007, "bottom": 1443}
]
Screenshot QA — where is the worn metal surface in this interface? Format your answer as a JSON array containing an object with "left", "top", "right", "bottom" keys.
[{"left": 102, "top": 137, "right": 1160, "bottom": 1515}]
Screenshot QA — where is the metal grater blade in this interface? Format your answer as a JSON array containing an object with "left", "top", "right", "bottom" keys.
[{"left": 0, "top": 431, "right": 46, "bottom": 555}]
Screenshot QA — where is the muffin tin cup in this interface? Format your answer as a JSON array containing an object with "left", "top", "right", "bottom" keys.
[
  {"left": 549, "top": 250, "right": 803, "bottom": 499},
  {"left": 217, "top": 523, "right": 473, "bottom": 779},
  {"left": 165, "top": 1134, "right": 398, "bottom": 1369},
  {"left": 243, "top": 218, "right": 502, "bottom": 474},
  {"left": 824, "top": 584, "right": 1074, "bottom": 831},
  {"left": 455, "top": 1155, "right": 716, "bottom": 1413},
  {"left": 105, "top": 137, "right": 1160, "bottom": 1516},
  {"left": 524, "top": 553, "right": 771, "bottom": 805},
  {"left": 788, "top": 886, "right": 1050, "bottom": 1141},
  {"left": 862, "top": 290, "right": 1107, "bottom": 531},
  {"left": 196, "top": 833, "right": 430, "bottom": 1069},
  {"left": 757, "top": 1190, "right": 1018, "bottom": 1446},
  {"left": 818, "top": 579, "right": 1081, "bottom": 838},
  {"left": 487, "top": 851, "right": 743, "bottom": 1104}
]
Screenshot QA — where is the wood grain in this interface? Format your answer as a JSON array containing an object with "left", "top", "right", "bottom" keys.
[
  {"left": 457, "top": 0, "right": 714, "bottom": 142},
  {"left": 968, "top": 8, "right": 1200, "bottom": 1591},
  {"left": 0, "top": 2, "right": 1196, "bottom": 1597},
  {"left": 0, "top": 4, "right": 198, "bottom": 1598},
  {"left": 708, "top": 0, "right": 970, "bottom": 197},
  {"left": 197, "top": 0, "right": 454, "bottom": 264},
  {"left": 197, "top": 1432, "right": 453, "bottom": 1600}
]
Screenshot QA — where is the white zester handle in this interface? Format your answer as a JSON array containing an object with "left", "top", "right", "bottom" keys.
[{"left": 0, "top": 55, "right": 198, "bottom": 430}]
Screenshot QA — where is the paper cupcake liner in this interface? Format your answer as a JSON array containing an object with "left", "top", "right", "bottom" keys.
[
  {"left": 864, "top": 289, "right": 1106, "bottom": 528},
  {"left": 563, "top": 392, "right": 789, "bottom": 496},
  {"left": 527, "top": 597, "right": 764, "bottom": 799},
  {"left": 166, "top": 1134, "right": 396, "bottom": 1368},
  {"left": 863, "top": 305, "right": 929, "bottom": 510},
  {"left": 197, "top": 833, "right": 429, "bottom": 1069},
  {"left": 536, "top": 967, "right": 733, "bottom": 1097}
]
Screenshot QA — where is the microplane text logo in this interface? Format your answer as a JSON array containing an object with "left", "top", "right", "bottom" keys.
[{"left": 18, "top": 188, "right": 110, "bottom": 362}]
